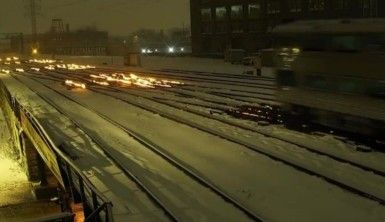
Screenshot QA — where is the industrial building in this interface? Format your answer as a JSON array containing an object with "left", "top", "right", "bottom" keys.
[
  {"left": 190, "top": 0, "right": 385, "bottom": 56},
  {"left": 20, "top": 19, "right": 109, "bottom": 56},
  {"left": 35, "top": 19, "right": 109, "bottom": 56}
]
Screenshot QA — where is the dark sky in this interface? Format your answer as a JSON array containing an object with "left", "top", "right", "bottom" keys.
[{"left": 0, "top": 0, "right": 190, "bottom": 36}]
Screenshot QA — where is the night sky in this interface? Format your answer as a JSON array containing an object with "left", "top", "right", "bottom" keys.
[{"left": 0, "top": 0, "right": 190, "bottom": 36}]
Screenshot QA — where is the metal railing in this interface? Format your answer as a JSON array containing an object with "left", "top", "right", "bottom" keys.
[{"left": 0, "top": 80, "right": 113, "bottom": 222}]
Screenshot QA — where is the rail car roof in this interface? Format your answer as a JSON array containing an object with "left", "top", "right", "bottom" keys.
[{"left": 271, "top": 19, "right": 385, "bottom": 34}]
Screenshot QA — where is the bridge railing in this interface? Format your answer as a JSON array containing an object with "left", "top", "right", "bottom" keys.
[{"left": 0, "top": 80, "right": 114, "bottom": 222}]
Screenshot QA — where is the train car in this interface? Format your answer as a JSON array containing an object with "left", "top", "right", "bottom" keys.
[{"left": 271, "top": 19, "right": 385, "bottom": 136}]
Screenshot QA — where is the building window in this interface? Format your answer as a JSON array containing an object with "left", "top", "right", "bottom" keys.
[
  {"left": 289, "top": 0, "right": 302, "bottom": 13},
  {"left": 267, "top": 1, "right": 280, "bottom": 14},
  {"left": 201, "top": 8, "right": 212, "bottom": 21},
  {"left": 231, "top": 5, "right": 243, "bottom": 20},
  {"left": 248, "top": 3, "right": 261, "bottom": 19},
  {"left": 309, "top": 0, "right": 325, "bottom": 11},
  {"left": 215, "top": 7, "right": 227, "bottom": 21},
  {"left": 363, "top": 0, "right": 378, "bottom": 17}
]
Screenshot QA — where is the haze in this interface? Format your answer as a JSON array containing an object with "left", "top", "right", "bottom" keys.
[{"left": 0, "top": 0, "right": 190, "bottom": 35}]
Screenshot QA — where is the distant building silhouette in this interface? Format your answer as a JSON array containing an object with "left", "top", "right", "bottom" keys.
[{"left": 190, "top": 0, "right": 385, "bottom": 57}]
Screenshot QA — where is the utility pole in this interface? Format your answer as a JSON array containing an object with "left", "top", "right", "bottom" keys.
[
  {"left": 30, "top": 0, "right": 37, "bottom": 39},
  {"left": 25, "top": 0, "right": 41, "bottom": 54}
]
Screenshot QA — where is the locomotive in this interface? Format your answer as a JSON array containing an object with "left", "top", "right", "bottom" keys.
[{"left": 271, "top": 19, "right": 385, "bottom": 136}]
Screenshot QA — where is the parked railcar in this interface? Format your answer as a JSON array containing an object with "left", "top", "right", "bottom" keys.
[{"left": 271, "top": 19, "right": 385, "bottom": 136}]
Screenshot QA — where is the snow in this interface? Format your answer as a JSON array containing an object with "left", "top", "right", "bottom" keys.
[
  {"left": 0, "top": 74, "right": 170, "bottom": 222},
  {"left": 2, "top": 53, "right": 385, "bottom": 221},
  {"left": 2, "top": 74, "right": 252, "bottom": 221},
  {"left": 80, "top": 67, "right": 385, "bottom": 177},
  {"left": 11, "top": 72, "right": 385, "bottom": 222},
  {"left": 88, "top": 82, "right": 385, "bottom": 202},
  {"left": 46, "top": 54, "right": 276, "bottom": 78},
  {"left": 0, "top": 106, "right": 34, "bottom": 207}
]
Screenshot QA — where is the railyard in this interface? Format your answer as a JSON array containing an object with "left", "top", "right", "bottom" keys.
[{"left": 1, "top": 56, "right": 385, "bottom": 222}]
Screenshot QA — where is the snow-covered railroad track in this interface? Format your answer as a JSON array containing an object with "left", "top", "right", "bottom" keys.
[
  {"left": 36, "top": 74, "right": 385, "bottom": 206},
  {"left": 14, "top": 73, "right": 263, "bottom": 222},
  {"left": 96, "top": 68, "right": 274, "bottom": 89},
  {"left": 49, "top": 78, "right": 385, "bottom": 206},
  {"left": 27, "top": 70, "right": 385, "bottom": 179},
  {"left": 156, "top": 68, "right": 275, "bottom": 82},
  {"left": 9, "top": 74, "right": 178, "bottom": 222},
  {"left": 16, "top": 68, "right": 385, "bottom": 204}
]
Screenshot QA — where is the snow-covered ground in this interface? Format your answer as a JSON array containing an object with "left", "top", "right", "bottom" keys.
[
  {"left": 0, "top": 107, "right": 34, "bottom": 207},
  {"left": 3, "top": 69, "right": 385, "bottom": 222},
  {"left": 1, "top": 74, "right": 253, "bottom": 221},
  {"left": 45, "top": 55, "right": 275, "bottom": 78},
  {"left": 2, "top": 55, "right": 385, "bottom": 222}
]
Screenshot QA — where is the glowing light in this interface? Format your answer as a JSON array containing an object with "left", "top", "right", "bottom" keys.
[
  {"left": 65, "top": 80, "right": 86, "bottom": 89},
  {"left": 6, "top": 57, "right": 11, "bottom": 61},
  {"left": 31, "top": 67, "right": 40, "bottom": 72},
  {"left": 1, "top": 69, "right": 10, "bottom": 74},
  {"left": 32, "top": 48, "right": 38, "bottom": 54},
  {"left": 56, "top": 64, "right": 67, "bottom": 69},
  {"left": 168, "top": 47, "right": 175, "bottom": 53},
  {"left": 44, "top": 65, "right": 55, "bottom": 70},
  {"left": 13, "top": 57, "right": 19, "bottom": 60},
  {"left": 180, "top": 47, "right": 184, "bottom": 52},
  {"left": 29, "top": 59, "right": 56, "bottom": 64},
  {"left": 292, "top": 48, "right": 301, "bottom": 54},
  {"left": 66, "top": 64, "right": 96, "bottom": 70},
  {"left": 89, "top": 72, "right": 183, "bottom": 88},
  {"left": 92, "top": 80, "right": 109, "bottom": 86},
  {"left": 141, "top": 49, "right": 147, "bottom": 54},
  {"left": 15, "top": 68, "right": 24, "bottom": 73}
]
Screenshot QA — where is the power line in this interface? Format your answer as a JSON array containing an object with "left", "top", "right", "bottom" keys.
[{"left": 24, "top": 0, "right": 41, "bottom": 43}]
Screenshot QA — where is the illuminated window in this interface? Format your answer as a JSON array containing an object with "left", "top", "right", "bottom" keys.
[
  {"left": 231, "top": 5, "right": 243, "bottom": 20},
  {"left": 248, "top": 3, "right": 261, "bottom": 18},
  {"left": 215, "top": 7, "right": 227, "bottom": 21},
  {"left": 309, "top": 0, "right": 325, "bottom": 11}
]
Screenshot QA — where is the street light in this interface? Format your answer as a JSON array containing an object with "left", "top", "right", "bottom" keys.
[
  {"left": 32, "top": 48, "right": 38, "bottom": 55},
  {"left": 168, "top": 47, "right": 175, "bottom": 53}
]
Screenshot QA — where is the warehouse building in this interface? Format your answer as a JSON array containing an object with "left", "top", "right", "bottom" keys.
[{"left": 190, "top": 0, "right": 385, "bottom": 56}]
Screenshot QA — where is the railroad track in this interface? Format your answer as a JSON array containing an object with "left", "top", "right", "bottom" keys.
[
  {"left": 156, "top": 68, "right": 275, "bottom": 82},
  {"left": 25, "top": 68, "right": 385, "bottom": 202},
  {"left": 37, "top": 68, "right": 277, "bottom": 110},
  {"left": 30, "top": 69, "right": 385, "bottom": 178},
  {"left": 83, "top": 89, "right": 385, "bottom": 205},
  {"left": 96, "top": 67, "right": 275, "bottom": 89},
  {"left": 16, "top": 68, "right": 385, "bottom": 204},
  {"left": 13, "top": 72, "right": 264, "bottom": 222}
]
